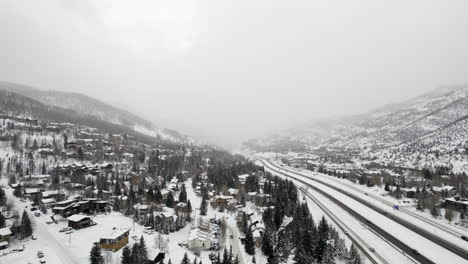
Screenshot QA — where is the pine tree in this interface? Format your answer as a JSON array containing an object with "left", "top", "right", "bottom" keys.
[
  {"left": 166, "top": 192, "right": 175, "bottom": 208},
  {"left": 20, "top": 211, "right": 33, "bottom": 239},
  {"left": 0, "top": 187, "right": 6, "bottom": 206},
  {"left": 261, "top": 232, "right": 273, "bottom": 257},
  {"left": 180, "top": 253, "right": 190, "bottom": 264},
  {"left": 321, "top": 245, "right": 336, "bottom": 264},
  {"left": 41, "top": 162, "right": 46, "bottom": 174},
  {"left": 121, "top": 246, "right": 132, "bottom": 264},
  {"left": 349, "top": 244, "right": 361, "bottom": 264},
  {"left": 89, "top": 243, "right": 104, "bottom": 264},
  {"left": 139, "top": 236, "right": 148, "bottom": 262},
  {"left": 155, "top": 188, "right": 163, "bottom": 204},
  {"left": 0, "top": 213, "right": 5, "bottom": 228},
  {"left": 222, "top": 247, "right": 231, "bottom": 264},
  {"left": 131, "top": 242, "right": 140, "bottom": 264},
  {"left": 200, "top": 197, "right": 207, "bottom": 216},
  {"left": 179, "top": 184, "right": 187, "bottom": 203},
  {"left": 244, "top": 228, "right": 255, "bottom": 255}
]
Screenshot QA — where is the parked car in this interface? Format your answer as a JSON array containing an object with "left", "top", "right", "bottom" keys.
[
  {"left": 59, "top": 227, "right": 73, "bottom": 232},
  {"left": 37, "top": 251, "right": 44, "bottom": 258},
  {"left": 34, "top": 212, "right": 41, "bottom": 217},
  {"left": 18, "top": 245, "right": 25, "bottom": 252},
  {"left": 461, "top": 235, "right": 468, "bottom": 241},
  {"left": 32, "top": 235, "right": 37, "bottom": 240},
  {"left": 40, "top": 260, "right": 46, "bottom": 264}
]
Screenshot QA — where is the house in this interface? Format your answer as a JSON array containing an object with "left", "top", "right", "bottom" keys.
[
  {"left": 0, "top": 227, "right": 12, "bottom": 243},
  {"left": 401, "top": 187, "right": 417, "bottom": 199},
  {"left": 238, "top": 174, "right": 249, "bottom": 184},
  {"left": 175, "top": 202, "right": 191, "bottom": 218},
  {"left": 67, "top": 214, "right": 96, "bottom": 229},
  {"left": 24, "top": 188, "right": 43, "bottom": 202},
  {"left": 148, "top": 249, "right": 165, "bottom": 264},
  {"left": 187, "top": 227, "right": 211, "bottom": 251},
  {"left": 433, "top": 186, "right": 457, "bottom": 197},
  {"left": 99, "top": 229, "right": 130, "bottom": 252},
  {"left": 211, "top": 195, "right": 234, "bottom": 207},
  {"left": 41, "top": 198, "right": 57, "bottom": 207},
  {"left": 445, "top": 197, "right": 468, "bottom": 212}
]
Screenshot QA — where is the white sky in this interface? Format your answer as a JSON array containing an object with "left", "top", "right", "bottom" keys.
[{"left": 1, "top": 0, "right": 468, "bottom": 148}]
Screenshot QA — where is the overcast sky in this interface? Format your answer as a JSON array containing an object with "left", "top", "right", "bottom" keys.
[{"left": 1, "top": 0, "right": 468, "bottom": 149}]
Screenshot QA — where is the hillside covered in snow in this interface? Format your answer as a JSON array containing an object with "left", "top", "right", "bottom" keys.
[{"left": 245, "top": 86, "right": 468, "bottom": 172}]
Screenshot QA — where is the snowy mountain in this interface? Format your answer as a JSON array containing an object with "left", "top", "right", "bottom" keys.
[
  {"left": 0, "top": 81, "right": 196, "bottom": 145},
  {"left": 245, "top": 86, "right": 468, "bottom": 170}
]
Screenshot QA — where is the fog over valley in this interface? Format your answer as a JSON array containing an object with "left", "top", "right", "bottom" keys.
[{"left": 2, "top": 0, "right": 468, "bottom": 148}]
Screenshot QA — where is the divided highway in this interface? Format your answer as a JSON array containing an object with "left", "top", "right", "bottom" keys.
[{"left": 258, "top": 158, "right": 468, "bottom": 263}]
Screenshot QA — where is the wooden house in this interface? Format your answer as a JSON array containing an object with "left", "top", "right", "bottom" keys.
[{"left": 99, "top": 229, "right": 129, "bottom": 252}]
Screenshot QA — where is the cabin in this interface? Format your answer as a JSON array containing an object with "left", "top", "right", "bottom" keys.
[
  {"left": 99, "top": 229, "right": 129, "bottom": 252},
  {"left": 0, "top": 227, "right": 12, "bottom": 243},
  {"left": 187, "top": 227, "right": 211, "bottom": 251},
  {"left": 67, "top": 214, "right": 96, "bottom": 229}
]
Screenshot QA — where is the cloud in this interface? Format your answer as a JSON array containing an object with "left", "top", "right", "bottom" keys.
[{"left": 1, "top": 0, "right": 468, "bottom": 149}]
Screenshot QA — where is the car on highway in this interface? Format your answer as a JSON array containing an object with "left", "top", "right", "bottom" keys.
[
  {"left": 411, "top": 249, "right": 420, "bottom": 255},
  {"left": 461, "top": 235, "right": 468, "bottom": 241},
  {"left": 369, "top": 247, "right": 375, "bottom": 253},
  {"left": 344, "top": 231, "right": 349, "bottom": 236}
]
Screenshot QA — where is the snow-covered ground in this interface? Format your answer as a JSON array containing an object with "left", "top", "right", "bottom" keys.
[
  {"left": 258, "top": 159, "right": 468, "bottom": 264},
  {"left": 0, "top": 178, "right": 252, "bottom": 264}
]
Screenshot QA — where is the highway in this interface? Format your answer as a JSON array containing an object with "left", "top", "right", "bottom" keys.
[
  {"left": 298, "top": 185, "right": 415, "bottom": 264},
  {"left": 259, "top": 159, "right": 468, "bottom": 261},
  {"left": 258, "top": 158, "right": 462, "bottom": 264}
]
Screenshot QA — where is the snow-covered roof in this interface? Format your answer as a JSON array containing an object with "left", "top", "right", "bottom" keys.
[
  {"left": 100, "top": 229, "right": 129, "bottom": 240},
  {"left": 188, "top": 228, "right": 210, "bottom": 242},
  {"left": 67, "top": 214, "right": 90, "bottom": 222},
  {"left": 41, "top": 198, "right": 56, "bottom": 204},
  {"left": 0, "top": 227, "right": 12, "bottom": 237},
  {"left": 24, "top": 188, "right": 41, "bottom": 194}
]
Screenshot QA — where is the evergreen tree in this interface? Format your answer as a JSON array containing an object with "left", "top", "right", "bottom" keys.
[
  {"left": 321, "top": 245, "right": 336, "bottom": 264},
  {"left": 121, "top": 246, "right": 132, "bottom": 264},
  {"left": 294, "top": 246, "right": 313, "bottom": 264},
  {"left": 41, "top": 162, "right": 46, "bottom": 175},
  {"left": 349, "top": 244, "right": 361, "bottom": 264},
  {"left": 179, "top": 184, "right": 187, "bottom": 203},
  {"left": 180, "top": 253, "right": 190, "bottom": 264},
  {"left": 244, "top": 228, "right": 255, "bottom": 255},
  {"left": 0, "top": 187, "right": 6, "bottom": 206},
  {"left": 200, "top": 197, "right": 207, "bottom": 216},
  {"left": 114, "top": 181, "right": 122, "bottom": 196},
  {"left": 89, "top": 243, "right": 104, "bottom": 264},
  {"left": 261, "top": 232, "right": 273, "bottom": 257},
  {"left": 139, "top": 236, "right": 148, "bottom": 262},
  {"left": 166, "top": 192, "right": 175, "bottom": 208},
  {"left": 222, "top": 247, "right": 231, "bottom": 264},
  {"left": 20, "top": 211, "right": 33, "bottom": 239},
  {"left": 131, "top": 242, "right": 140, "bottom": 264},
  {"left": 155, "top": 188, "right": 163, "bottom": 204},
  {"left": 0, "top": 213, "right": 5, "bottom": 228}
]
